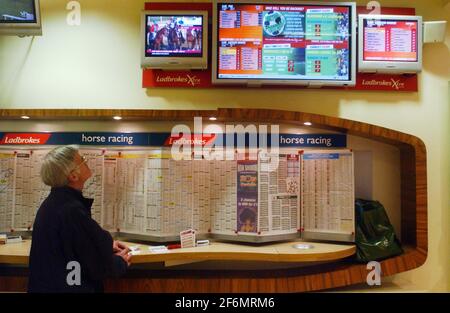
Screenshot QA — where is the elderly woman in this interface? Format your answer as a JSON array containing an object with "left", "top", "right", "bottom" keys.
[{"left": 28, "top": 145, "right": 131, "bottom": 293}]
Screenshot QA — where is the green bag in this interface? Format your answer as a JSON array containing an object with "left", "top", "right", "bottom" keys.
[{"left": 355, "top": 199, "right": 403, "bottom": 263}]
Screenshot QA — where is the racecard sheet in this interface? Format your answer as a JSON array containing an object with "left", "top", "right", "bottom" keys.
[
  {"left": 0, "top": 150, "right": 50, "bottom": 231},
  {"left": 0, "top": 147, "right": 354, "bottom": 242},
  {"left": 301, "top": 151, "right": 355, "bottom": 236}
]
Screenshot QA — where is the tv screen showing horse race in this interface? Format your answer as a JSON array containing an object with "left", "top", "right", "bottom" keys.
[
  {"left": 0, "top": 0, "right": 37, "bottom": 23},
  {"left": 144, "top": 14, "right": 204, "bottom": 57}
]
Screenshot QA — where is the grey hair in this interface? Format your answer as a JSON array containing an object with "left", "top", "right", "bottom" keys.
[{"left": 40, "top": 145, "right": 80, "bottom": 187}]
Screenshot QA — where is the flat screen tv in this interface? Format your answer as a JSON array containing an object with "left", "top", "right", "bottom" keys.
[
  {"left": 141, "top": 10, "right": 208, "bottom": 70},
  {"left": 358, "top": 14, "right": 423, "bottom": 74},
  {"left": 0, "top": 0, "right": 42, "bottom": 36},
  {"left": 212, "top": 1, "right": 356, "bottom": 87}
]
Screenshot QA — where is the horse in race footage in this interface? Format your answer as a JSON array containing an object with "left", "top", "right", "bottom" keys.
[
  {"left": 186, "top": 28, "right": 202, "bottom": 50},
  {"left": 152, "top": 27, "right": 168, "bottom": 50},
  {"left": 168, "top": 25, "right": 185, "bottom": 51}
]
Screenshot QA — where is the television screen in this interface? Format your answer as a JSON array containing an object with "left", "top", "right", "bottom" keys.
[
  {"left": 212, "top": 1, "right": 356, "bottom": 86},
  {"left": 363, "top": 19, "right": 419, "bottom": 62},
  {"left": 0, "top": 0, "right": 41, "bottom": 36},
  {"left": 0, "top": 0, "right": 37, "bottom": 24},
  {"left": 358, "top": 14, "right": 423, "bottom": 73},
  {"left": 145, "top": 15, "right": 204, "bottom": 57},
  {"left": 141, "top": 10, "right": 208, "bottom": 69}
]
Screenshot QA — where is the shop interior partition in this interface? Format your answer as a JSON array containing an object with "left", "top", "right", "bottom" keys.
[{"left": 0, "top": 108, "right": 427, "bottom": 292}]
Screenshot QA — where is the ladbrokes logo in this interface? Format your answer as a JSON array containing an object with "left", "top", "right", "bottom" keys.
[
  {"left": 0, "top": 133, "right": 51, "bottom": 145},
  {"left": 186, "top": 74, "right": 201, "bottom": 87},
  {"left": 164, "top": 134, "right": 216, "bottom": 146},
  {"left": 390, "top": 79, "right": 405, "bottom": 90},
  {"left": 362, "top": 78, "right": 406, "bottom": 90},
  {"left": 156, "top": 74, "right": 201, "bottom": 87}
]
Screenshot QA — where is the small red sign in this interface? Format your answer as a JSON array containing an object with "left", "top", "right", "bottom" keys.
[
  {"left": 163, "top": 134, "right": 216, "bottom": 146},
  {"left": 0, "top": 133, "right": 51, "bottom": 145},
  {"left": 355, "top": 74, "right": 418, "bottom": 92},
  {"left": 143, "top": 70, "right": 212, "bottom": 88}
]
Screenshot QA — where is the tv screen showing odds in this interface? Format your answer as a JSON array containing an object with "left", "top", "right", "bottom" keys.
[
  {"left": 0, "top": 0, "right": 37, "bottom": 23},
  {"left": 145, "top": 14, "right": 204, "bottom": 57},
  {"left": 363, "top": 18, "right": 419, "bottom": 62},
  {"left": 215, "top": 2, "right": 355, "bottom": 84}
]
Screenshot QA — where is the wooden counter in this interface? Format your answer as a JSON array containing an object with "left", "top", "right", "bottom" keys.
[
  {"left": 0, "top": 240, "right": 31, "bottom": 265},
  {"left": 0, "top": 240, "right": 356, "bottom": 265},
  {"left": 127, "top": 240, "right": 355, "bottom": 264}
]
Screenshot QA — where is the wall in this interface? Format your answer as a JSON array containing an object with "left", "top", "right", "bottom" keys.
[{"left": 0, "top": 0, "right": 449, "bottom": 291}]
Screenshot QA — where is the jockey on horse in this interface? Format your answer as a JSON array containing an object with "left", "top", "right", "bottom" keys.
[
  {"left": 168, "top": 21, "right": 185, "bottom": 51},
  {"left": 153, "top": 27, "right": 168, "bottom": 50}
]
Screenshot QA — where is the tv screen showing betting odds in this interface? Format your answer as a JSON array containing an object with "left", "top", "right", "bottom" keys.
[
  {"left": 363, "top": 18, "right": 419, "bottom": 62},
  {"left": 0, "top": 0, "right": 37, "bottom": 23},
  {"left": 215, "top": 2, "right": 353, "bottom": 82},
  {"left": 145, "top": 14, "right": 204, "bottom": 57}
]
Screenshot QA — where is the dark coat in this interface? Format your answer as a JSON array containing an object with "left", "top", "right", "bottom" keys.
[{"left": 28, "top": 186, "right": 127, "bottom": 293}]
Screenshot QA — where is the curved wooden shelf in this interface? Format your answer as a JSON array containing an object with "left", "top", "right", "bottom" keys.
[
  {"left": 0, "top": 240, "right": 356, "bottom": 265},
  {"left": 0, "top": 108, "right": 427, "bottom": 292},
  {"left": 128, "top": 241, "right": 356, "bottom": 264}
]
